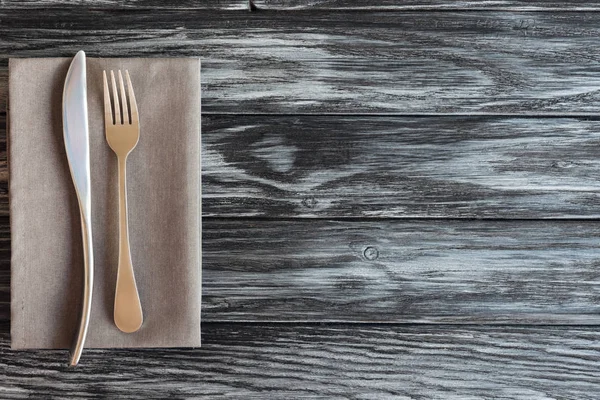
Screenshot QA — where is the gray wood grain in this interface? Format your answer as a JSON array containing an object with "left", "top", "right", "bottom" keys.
[
  {"left": 201, "top": 218, "right": 600, "bottom": 324},
  {"left": 4, "top": 217, "right": 600, "bottom": 324},
  {"left": 0, "top": 0, "right": 251, "bottom": 8},
  {"left": 249, "top": 0, "right": 600, "bottom": 10},
  {"left": 5, "top": 115, "right": 600, "bottom": 219},
  {"left": 1, "top": 323, "right": 599, "bottom": 399},
  {"left": 0, "top": 116, "right": 8, "bottom": 217},
  {"left": 3, "top": 0, "right": 600, "bottom": 11},
  {"left": 3, "top": 4, "right": 600, "bottom": 395},
  {"left": 203, "top": 115, "right": 600, "bottom": 218},
  {"left": 4, "top": 11, "right": 600, "bottom": 113}
]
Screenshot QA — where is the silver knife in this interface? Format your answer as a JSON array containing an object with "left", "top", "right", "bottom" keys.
[{"left": 62, "top": 50, "right": 93, "bottom": 366}]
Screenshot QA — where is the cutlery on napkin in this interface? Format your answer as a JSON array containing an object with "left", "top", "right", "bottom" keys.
[{"left": 9, "top": 56, "right": 201, "bottom": 356}]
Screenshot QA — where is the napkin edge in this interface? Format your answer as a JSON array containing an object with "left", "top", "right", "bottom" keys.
[{"left": 7, "top": 58, "right": 22, "bottom": 350}]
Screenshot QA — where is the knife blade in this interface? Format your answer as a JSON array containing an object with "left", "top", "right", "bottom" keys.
[{"left": 62, "top": 50, "right": 93, "bottom": 367}]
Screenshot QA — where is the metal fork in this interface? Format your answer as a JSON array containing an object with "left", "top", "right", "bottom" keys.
[{"left": 103, "top": 70, "right": 143, "bottom": 333}]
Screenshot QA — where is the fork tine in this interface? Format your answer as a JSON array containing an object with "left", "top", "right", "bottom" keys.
[
  {"left": 103, "top": 70, "right": 113, "bottom": 125},
  {"left": 125, "top": 70, "right": 139, "bottom": 123},
  {"left": 110, "top": 70, "right": 121, "bottom": 124},
  {"left": 118, "top": 70, "right": 129, "bottom": 124}
]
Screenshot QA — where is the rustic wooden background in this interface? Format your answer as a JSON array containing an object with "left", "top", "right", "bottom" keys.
[{"left": 2, "top": 0, "right": 600, "bottom": 398}]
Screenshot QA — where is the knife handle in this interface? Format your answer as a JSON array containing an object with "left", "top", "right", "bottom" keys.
[
  {"left": 69, "top": 210, "right": 93, "bottom": 367},
  {"left": 114, "top": 156, "right": 143, "bottom": 333}
]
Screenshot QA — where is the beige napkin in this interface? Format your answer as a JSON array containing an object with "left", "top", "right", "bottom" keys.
[{"left": 8, "top": 57, "right": 201, "bottom": 349}]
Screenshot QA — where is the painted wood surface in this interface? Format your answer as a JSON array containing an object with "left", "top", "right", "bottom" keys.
[
  {"left": 1, "top": 323, "right": 599, "bottom": 399},
  {"left": 3, "top": 11, "right": 600, "bottom": 113},
  {"left": 3, "top": 217, "right": 600, "bottom": 324}
]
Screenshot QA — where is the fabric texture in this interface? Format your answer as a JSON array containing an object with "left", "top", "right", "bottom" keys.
[{"left": 8, "top": 57, "right": 201, "bottom": 349}]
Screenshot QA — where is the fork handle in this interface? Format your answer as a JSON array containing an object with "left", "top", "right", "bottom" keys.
[{"left": 114, "top": 156, "right": 143, "bottom": 333}]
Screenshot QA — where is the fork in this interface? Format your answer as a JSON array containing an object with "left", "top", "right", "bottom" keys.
[{"left": 103, "top": 70, "right": 143, "bottom": 333}]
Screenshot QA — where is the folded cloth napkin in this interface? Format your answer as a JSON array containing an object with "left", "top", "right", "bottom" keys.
[{"left": 8, "top": 57, "right": 201, "bottom": 349}]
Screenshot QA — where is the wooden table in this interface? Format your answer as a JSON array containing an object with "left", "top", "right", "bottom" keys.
[{"left": 2, "top": 1, "right": 600, "bottom": 398}]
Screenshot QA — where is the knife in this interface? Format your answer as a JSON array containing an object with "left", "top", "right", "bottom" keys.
[{"left": 62, "top": 50, "right": 93, "bottom": 367}]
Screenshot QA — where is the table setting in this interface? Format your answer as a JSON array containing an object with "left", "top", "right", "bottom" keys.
[
  {"left": 8, "top": 52, "right": 202, "bottom": 365},
  {"left": 3, "top": 2, "right": 600, "bottom": 397}
]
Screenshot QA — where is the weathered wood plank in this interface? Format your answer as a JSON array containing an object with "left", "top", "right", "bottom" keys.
[
  {"left": 250, "top": 0, "right": 600, "bottom": 10},
  {"left": 0, "top": 115, "right": 8, "bottom": 217},
  {"left": 5, "top": 115, "right": 600, "bottom": 218},
  {"left": 1, "top": 323, "right": 600, "bottom": 399},
  {"left": 201, "top": 219, "right": 600, "bottom": 324},
  {"left": 3, "top": 218, "right": 600, "bottom": 324},
  {"left": 3, "top": 11, "right": 600, "bottom": 113},
  {"left": 204, "top": 115, "right": 600, "bottom": 218},
  {"left": 0, "top": 0, "right": 249, "bottom": 9},
  {"left": 3, "top": 0, "right": 600, "bottom": 11},
  {"left": 6, "top": 115, "right": 600, "bottom": 219}
]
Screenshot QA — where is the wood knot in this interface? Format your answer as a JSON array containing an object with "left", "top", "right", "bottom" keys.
[
  {"left": 363, "top": 246, "right": 379, "bottom": 261},
  {"left": 301, "top": 196, "right": 318, "bottom": 208}
]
